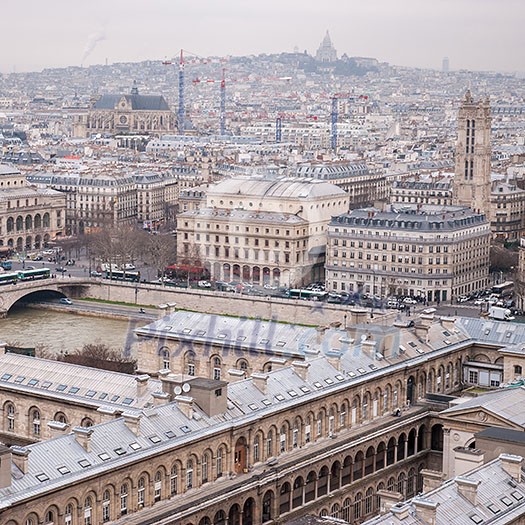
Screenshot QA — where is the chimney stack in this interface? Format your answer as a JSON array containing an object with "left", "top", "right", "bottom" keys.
[
  {"left": 413, "top": 497, "right": 439, "bottom": 525},
  {"left": 11, "top": 446, "right": 31, "bottom": 475},
  {"left": 292, "top": 361, "right": 310, "bottom": 380},
  {"left": 251, "top": 372, "right": 268, "bottom": 394},
  {"left": 48, "top": 420, "right": 70, "bottom": 439},
  {"left": 441, "top": 316, "right": 456, "bottom": 332},
  {"left": 0, "top": 445, "right": 12, "bottom": 487},
  {"left": 166, "top": 302, "right": 177, "bottom": 315},
  {"left": 152, "top": 391, "right": 170, "bottom": 406},
  {"left": 175, "top": 395, "right": 194, "bottom": 419},
  {"left": 135, "top": 374, "right": 150, "bottom": 398},
  {"left": 422, "top": 469, "right": 447, "bottom": 493},
  {"left": 455, "top": 477, "right": 480, "bottom": 505},
  {"left": 122, "top": 412, "right": 142, "bottom": 436},
  {"left": 0, "top": 341, "right": 6, "bottom": 355},
  {"left": 73, "top": 426, "right": 94, "bottom": 452},
  {"left": 500, "top": 453, "right": 523, "bottom": 482},
  {"left": 377, "top": 489, "right": 403, "bottom": 514}
]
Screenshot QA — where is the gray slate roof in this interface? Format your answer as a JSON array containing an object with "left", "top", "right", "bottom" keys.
[{"left": 93, "top": 94, "right": 171, "bottom": 111}]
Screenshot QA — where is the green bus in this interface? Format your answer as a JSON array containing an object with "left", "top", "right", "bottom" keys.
[
  {"left": 17, "top": 268, "right": 51, "bottom": 281},
  {"left": 0, "top": 272, "right": 18, "bottom": 285}
]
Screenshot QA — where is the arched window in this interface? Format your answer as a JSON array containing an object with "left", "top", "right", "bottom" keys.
[
  {"left": 515, "top": 365, "right": 523, "bottom": 375},
  {"left": 202, "top": 452, "right": 209, "bottom": 483},
  {"left": 354, "top": 492, "right": 363, "bottom": 520},
  {"left": 186, "top": 351, "right": 196, "bottom": 376},
  {"left": 120, "top": 483, "right": 129, "bottom": 515},
  {"left": 6, "top": 217, "right": 14, "bottom": 233},
  {"left": 365, "top": 487, "right": 374, "bottom": 515},
  {"left": 43, "top": 212, "right": 50, "bottom": 228},
  {"left": 84, "top": 497, "right": 93, "bottom": 525},
  {"left": 102, "top": 490, "right": 111, "bottom": 522},
  {"left": 253, "top": 435, "right": 260, "bottom": 463},
  {"left": 267, "top": 429, "right": 274, "bottom": 457},
  {"left": 170, "top": 465, "right": 178, "bottom": 496},
  {"left": 81, "top": 417, "right": 93, "bottom": 428},
  {"left": 31, "top": 408, "right": 41, "bottom": 436},
  {"left": 280, "top": 425, "right": 287, "bottom": 452},
  {"left": 64, "top": 503, "right": 73, "bottom": 525},
  {"left": 340, "top": 402, "right": 347, "bottom": 428},
  {"left": 154, "top": 470, "right": 162, "bottom": 502},
  {"left": 237, "top": 359, "right": 249, "bottom": 372},
  {"left": 138, "top": 477, "right": 146, "bottom": 505},
  {"left": 213, "top": 357, "right": 221, "bottom": 380},
  {"left": 44, "top": 510, "right": 55, "bottom": 524},
  {"left": 5, "top": 402, "right": 15, "bottom": 432},
  {"left": 54, "top": 412, "right": 67, "bottom": 424},
  {"left": 186, "top": 460, "right": 194, "bottom": 489},
  {"left": 217, "top": 448, "right": 224, "bottom": 477},
  {"left": 161, "top": 348, "right": 170, "bottom": 370}
]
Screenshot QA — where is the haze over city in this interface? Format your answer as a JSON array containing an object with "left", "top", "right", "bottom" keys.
[{"left": 1, "top": 0, "right": 524, "bottom": 74}]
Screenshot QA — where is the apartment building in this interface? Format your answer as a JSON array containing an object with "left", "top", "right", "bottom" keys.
[
  {"left": 0, "top": 164, "right": 65, "bottom": 251},
  {"left": 177, "top": 177, "right": 348, "bottom": 287},
  {"left": 325, "top": 205, "right": 491, "bottom": 303}
]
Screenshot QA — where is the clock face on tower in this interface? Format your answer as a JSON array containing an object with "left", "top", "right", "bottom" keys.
[{"left": 119, "top": 116, "right": 128, "bottom": 124}]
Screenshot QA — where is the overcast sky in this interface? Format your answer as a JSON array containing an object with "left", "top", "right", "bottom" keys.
[{"left": 1, "top": 0, "right": 524, "bottom": 74}]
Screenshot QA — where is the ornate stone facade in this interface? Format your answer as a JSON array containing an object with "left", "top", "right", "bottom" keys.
[{"left": 73, "top": 84, "right": 176, "bottom": 139}]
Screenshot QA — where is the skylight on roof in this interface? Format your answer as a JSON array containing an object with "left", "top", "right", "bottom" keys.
[
  {"left": 501, "top": 496, "right": 512, "bottom": 507},
  {"left": 217, "top": 333, "right": 227, "bottom": 339},
  {"left": 1, "top": 373, "right": 12, "bottom": 381},
  {"left": 114, "top": 448, "right": 127, "bottom": 456},
  {"left": 313, "top": 382, "right": 323, "bottom": 389},
  {"left": 99, "top": 393, "right": 108, "bottom": 400},
  {"left": 182, "top": 328, "right": 192, "bottom": 334},
  {"left": 262, "top": 399, "right": 272, "bottom": 406},
  {"left": 85, "top": 390, "right": 96, "bottom": 398},
  {"left": 275, "top": 394, "right": 285, "bottom": 401},
  {"left": 288, "top": 390, "right": 298, "bottom": 397},
  {"left": 149, "top": 435, "right": 161, "bottom": 443},
  {"left": 165, "top": 430, "right": 176, "bottom": 439},
  {"left": 69, "top": 387, "right": 80, "bottom": 394},
  {"left": 325, "top": 378, "right": 334, "bottom": 385},
  {"left": 98, "top": 453, "right": 111, "bottom": 461},
  {"left": 180, "top": 426, "right": 191, "bottom": 434},
  {"left": 469, "top": 514, "right": 483, "bottom": 524},
  {"left": 122, "top": 398, "right": 133, "bottom": 405},
  {"left": 511, "top": 491, "right": 524, "bottom": 501},
  {"left": 335, "top": 375, "right": 344, "bottom": 381},
  {"left": 78, "top": 459, "right": 91, "bottom": 468},
  {"left": 487, "top": 503, "right": 501, "bottom": 514},
  {"left": 41, "top": 381, "right": 52, "bottom": 389},
  {"left": 300, "top": 386, "right": 310, "bottom": 393},
  {"left": 14, "top": 376, "right": 25, "bottom": 383},
  {"left": 369, "top": 364, "right": 377, "bottom": 371},
  {"left": 237, "top": 335, "right": 246, "bottom": 341},
  {"left": 56, "top": 384, "right": 67, "bottom": 392},
  {"left": 357, "top": 368, "right": 367, "bottom": 375},
  {"left": 28, "top": 379, "right": 38, "bottom": 386},
  {"left": 36, "top": 473, "right": 50, "bottom": 482},
  {"left": 111, "top": 395, "right": 120, "bottom": 402},
  {"left": 195, "top": 330, "right": 206, "bottom": 336},
  {"left": 248, "top": 403, "right": 258, "bottom": 411},
  {"left": 260, "top": 338, "right": 269, "bottom": 344},
  {"left": 129, "top": 442, "right": 142, "bottom": 450},
  {"left": 276, "top": 341, "right": 286, "bottom": 347},
  {"left": 348, "top": 371, "right": 356, "bottom": 377},
  {"left": 57, "top": 466, "right": 70, "bottom": 475}
]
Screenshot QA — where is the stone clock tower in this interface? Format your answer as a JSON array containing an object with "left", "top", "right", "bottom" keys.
[{"left": 452, "top": 90, "right": 492, "bottom": 219}]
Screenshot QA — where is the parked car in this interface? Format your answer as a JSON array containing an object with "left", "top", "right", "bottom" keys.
[
  {"left": 90, "top": 271, "right": 102, "bottom": 277},
  {"left": 197, "top": 280, "right": 211, "bottom": 288}
]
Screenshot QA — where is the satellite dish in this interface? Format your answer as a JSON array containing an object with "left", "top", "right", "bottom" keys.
[
  {"left": 174, "top": 386, "right": 182, "bottom": 395},
  {"left": 182, "top": 383, "right": 191, "bottom": 393}
]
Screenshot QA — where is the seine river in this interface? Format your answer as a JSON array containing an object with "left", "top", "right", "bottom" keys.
[{"left": 0, "top": 306, "right": 143, "bottom": 358}]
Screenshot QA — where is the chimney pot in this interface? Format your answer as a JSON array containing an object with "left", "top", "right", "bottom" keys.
[{"left": 72, "top": 426, "right": 94, "bottom": 452}]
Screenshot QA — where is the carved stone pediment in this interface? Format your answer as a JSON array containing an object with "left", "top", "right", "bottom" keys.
[{"left": 442, "top": 407, "right": 523, "bottom": 431}]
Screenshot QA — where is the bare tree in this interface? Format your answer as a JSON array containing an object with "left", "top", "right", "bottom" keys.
[
  {"left": 88, "top": 226, "right": 149, "bottom": 274},
  {"left": 143, "top": 233, "right": 177, "bottom": 280}
]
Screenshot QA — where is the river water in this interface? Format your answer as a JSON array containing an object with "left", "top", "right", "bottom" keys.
[{"left": 0, "top": 306, "right": 143, "bottom": 358}]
